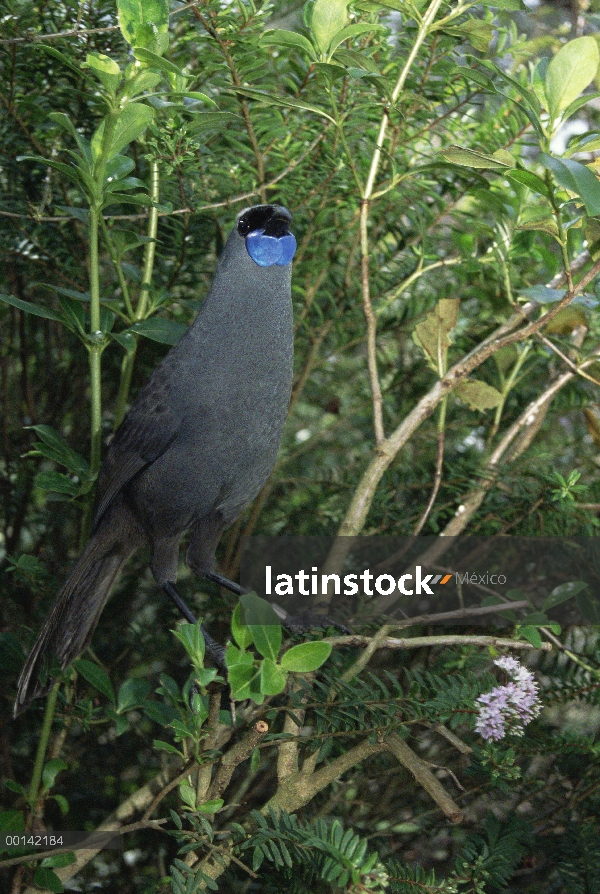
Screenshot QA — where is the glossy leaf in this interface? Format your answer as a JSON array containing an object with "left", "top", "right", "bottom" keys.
[
  {"left": 232, "top": 88, "right": 336, "bottom": 124},
  {"left": 118, "top": 0, "right": 168, "bottom": 46},
  {"left": 545, "top": 36, "right": 599, "bottom": 121},
  {"left": 259, "top": 658, "right": 287, "bottom": 695},
  {"left": 441, "top": 146, "right": 513, "bottom": 169},
  {"left": 91, "top": 103, "right": 154, "bottom": 162},
  {"left": 28, "top": 424, "right": 89, "bottom": 478},
  {"left": 172, "top": 622, "right": 205, "bottom": 668},
  {"left": 35, "top": 471, "right": 79, "bottom": 496},
  {"left": 240, "top": 593, "right": 282, "bottom": 661},
  {"left": 33, "top": 868, "right": 63, "bottom": 893},
  {"left": 42, "top": 759, "right": 68, "bottom": 792},
  {"left": 232, "top": 603, "right": 254, "bottom": 650},
  {"left": 540, "top": 153, "right": 600, "bottom": 216},
  {"left": 413, "top": 298, "right": 459, "bottom": 375},
  {"left": 260, "top": 29, "right": 317, "bottom": 60},
  {"left": 73, "top": 658, "right": 116, "bottom": 704},
  {"left": 327, "top": 23, "right": 385, "bottom": 56},
  {"left": 280, "top": 641, "right": 332, "bottom": 672},
  {"left": 117, "top": 678, "right": 152, "bottom": 713},
  {"left": 505, "top": 169, "right": 549, "bottom": 197},
  {"left": 454, "top": 379, "right": 503, "bottom": 411},
  {"left": 84, "top": 52, "right": 122, "bottom": 93},
  {"left": 0, "top": 291, "right": 64, "bottom": 323},
  {"left": 133, "top": 47, "right": 189, "bottom": 78},
  {"left": 543, "top": 580, "right": 588, "bottom": 612},
  {"left": 311, "top": 0, "right": 348, "bottom": 55},
  {"left": 127, "top": 318, "right": 187, "bottom": 345}
]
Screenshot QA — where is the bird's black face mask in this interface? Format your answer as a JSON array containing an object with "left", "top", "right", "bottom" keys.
[{"left": 237, "top": 205, "right": 297, "bottom": 268}]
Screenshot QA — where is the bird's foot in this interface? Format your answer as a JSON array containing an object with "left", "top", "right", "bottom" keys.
[{"left": 275, "top": 601, "right": 350, "bottom": 636}]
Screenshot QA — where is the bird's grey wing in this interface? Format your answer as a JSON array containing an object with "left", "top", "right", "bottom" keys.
[{"left": 92, "top": 367, "right": 182, "bottom": 529}]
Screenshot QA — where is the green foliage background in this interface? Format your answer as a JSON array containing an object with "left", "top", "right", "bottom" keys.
[{"left": 3, "top": 0, "right": 600, "bottom": 891}]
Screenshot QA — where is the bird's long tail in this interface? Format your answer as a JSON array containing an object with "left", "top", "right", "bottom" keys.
[{"left": 14, "top": 530, "right": 134, "bottom": 716}]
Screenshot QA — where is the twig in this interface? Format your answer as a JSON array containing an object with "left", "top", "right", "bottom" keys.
[
  {"left": 324, "top": 633, "right": 552, "bottom": 651},
  {"left": 385, "top": 732, "right": 463, "bottom": 822},
  {"left": 323, "top": 256, "right": 600, "bottom": 577}
]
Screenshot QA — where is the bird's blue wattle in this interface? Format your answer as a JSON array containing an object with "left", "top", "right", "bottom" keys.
[
  {"left": 245, "top": 230, "right": 296, "bottom": 267},
  {"left": 277, "top": 233, "right": 296, "bottom": 266}
]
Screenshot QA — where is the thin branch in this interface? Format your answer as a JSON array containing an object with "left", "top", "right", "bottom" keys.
[
  {"left": 412, "top": 420, "right": 445, "bottom": 536},
  {"left": 324, "top": 633, "right": 552, "bottom": 652},
  {"left": 323, "top": 256, "right": 600, "bottom": 578},
  {"left": 385, "top": 732, "right": 462, "bottom": 823}
]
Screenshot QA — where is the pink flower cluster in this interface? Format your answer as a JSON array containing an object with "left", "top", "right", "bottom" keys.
[{"left": 475, "top": 656, "right": 542, "bottom": 742}]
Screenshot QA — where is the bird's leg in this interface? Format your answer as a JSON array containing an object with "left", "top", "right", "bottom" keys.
[
  {"left": 204, "top": 570, "right": 249, "bottom": 596},
  {"left": 162, "top": 581, "right": 226, "bottom": 669}
]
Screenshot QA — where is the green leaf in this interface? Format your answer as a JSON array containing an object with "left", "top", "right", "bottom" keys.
[
  {"left": 118, "top": 0, "right": 169, "bottom": 45},
  {"left": 280, "top": 641, "right": 333, "bottom": 672},
  {"left": 179, "top": 782, "right": 196, "bottom": 810},
  {"left": 540, "top": 153, "right": 600, "bottom": 216},
  {"left": 153, "top": 739, "right": 185, "bottom": 757},
  {"left": 576, "top": 590, "right": 600, "bottom": 623},
  {"left": 233, "top": 88, "right": 336, "bottom": 124},
  {"left": 172, "top": 622, "right": 205, "bottom": 669},
  {"left": 133, "top": 47, "right": 189, "bottom": 78},
  {"left": 117, "top": 677, "right": 152, "bottom": 712},
  {"left": 73, "top": 659, "right": 116, "bottom": 703},
  {"left": 102, "top": 192, "right": 153, "bottom": 209},
  {"left": 545, "top": 36, "right": 599, "bottom": 121},
  {"left": 5, "top": 780, "right": 25, "bottom": 795},
  {"left": 260, "top": 29, "right": 317, "bottom": 61},
  {"left": 48, "top": 112, "right": 91, "bottom": 160},
  {"left": 127, "top": 318, "right": 188, "bottom": 345},
  {"left": 505, "top": 169, "right": 549, "bottom": 198},
  {"left": 520, "top": 612, "right": 549, "bottom": 626},
  {"left": 232, "top": 603, "right": 254, "bottom": 650},
  {"left": 105, "top": 155, "right": 136, "bottom": 182},
  {"left": 17, "top": 155, "right": 85, "bottom": 191},
  {"left": 35, "top": 471, "right": 79, "bottom": 496},
  {"left": 84, "top": 52, "right": 122, "bottom": 93},
  {"left": 311, "top": 0, "right": 348, "bottom": 55},
  {"left": 327, "top": 23, "right": 385, "bottom": 56},
  {"left": 41, "top": 851, "right": 76, "bottom": 868},
  {"left": 33, "top": 867, "right": 63, "bottom": 893},
  {"left": 259, "top": 658, "right": 287, "bottom": 695},
  {"left": 91, "top": 103, "right": 154, "bottom": 162},
  {"left": 454, "top": 379, "right": 503, "bottom": 411},
  {"left": 543, "top": 581, "right": 588, "bottom": 612},
  {"left": 240, "top": 593, "right": 282, "bottom": 661},
  {"left": 42, "top": 759, "right": 68, "bottom": 792},
  {"left": 227, "top": 661, "right": 263, "bottom": 703},
  {"left": 122, "top": 68, "right": 163, "bottom": 99},
  {"left": 39, "top": 45, "right": 97, "bottom": 87},
  {"left": 519, "top": 626, "right": 542, "bottom": 648},
  {"left": 441, "top": 146, "right": 513, "bottom": 169},
  {"left": 187, "top": 111, "right": 240, "bottom": 132},
  {"left": 28, "top": 425, "right": 89, "bottom": 478},
  {"left": 0, "top": 810, "right": 25, "bottom": 833},
  {"left": 516, "top": 204, "right": 560, "bottom": 241},
  {"left": 0, "top": 291, "right": 64, "bottom": 323},
  {"left": 225, "top": 644, "right": 254, "bottom": 669},
  {"left": 170, "top": 90, "right": 216, "bottom": 107},
  {"left": 198, "top": 799, "right": 224, "bottom": 814},
  {"left": 412, "top": 298, "right": 459, "bottom": 375},
  {"left": 445, "top": 20, "right": 494, "bottom": 54},
  {"left": 560, "top": 92, "right": 600, "bottom": 125},
  {"left": 50, "top": 795, "right": 70, "bottom": 816}
]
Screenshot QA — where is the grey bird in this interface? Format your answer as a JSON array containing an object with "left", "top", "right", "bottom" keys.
[{"left": 14, "top": 204, "right": 296, "bottom": 716}]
